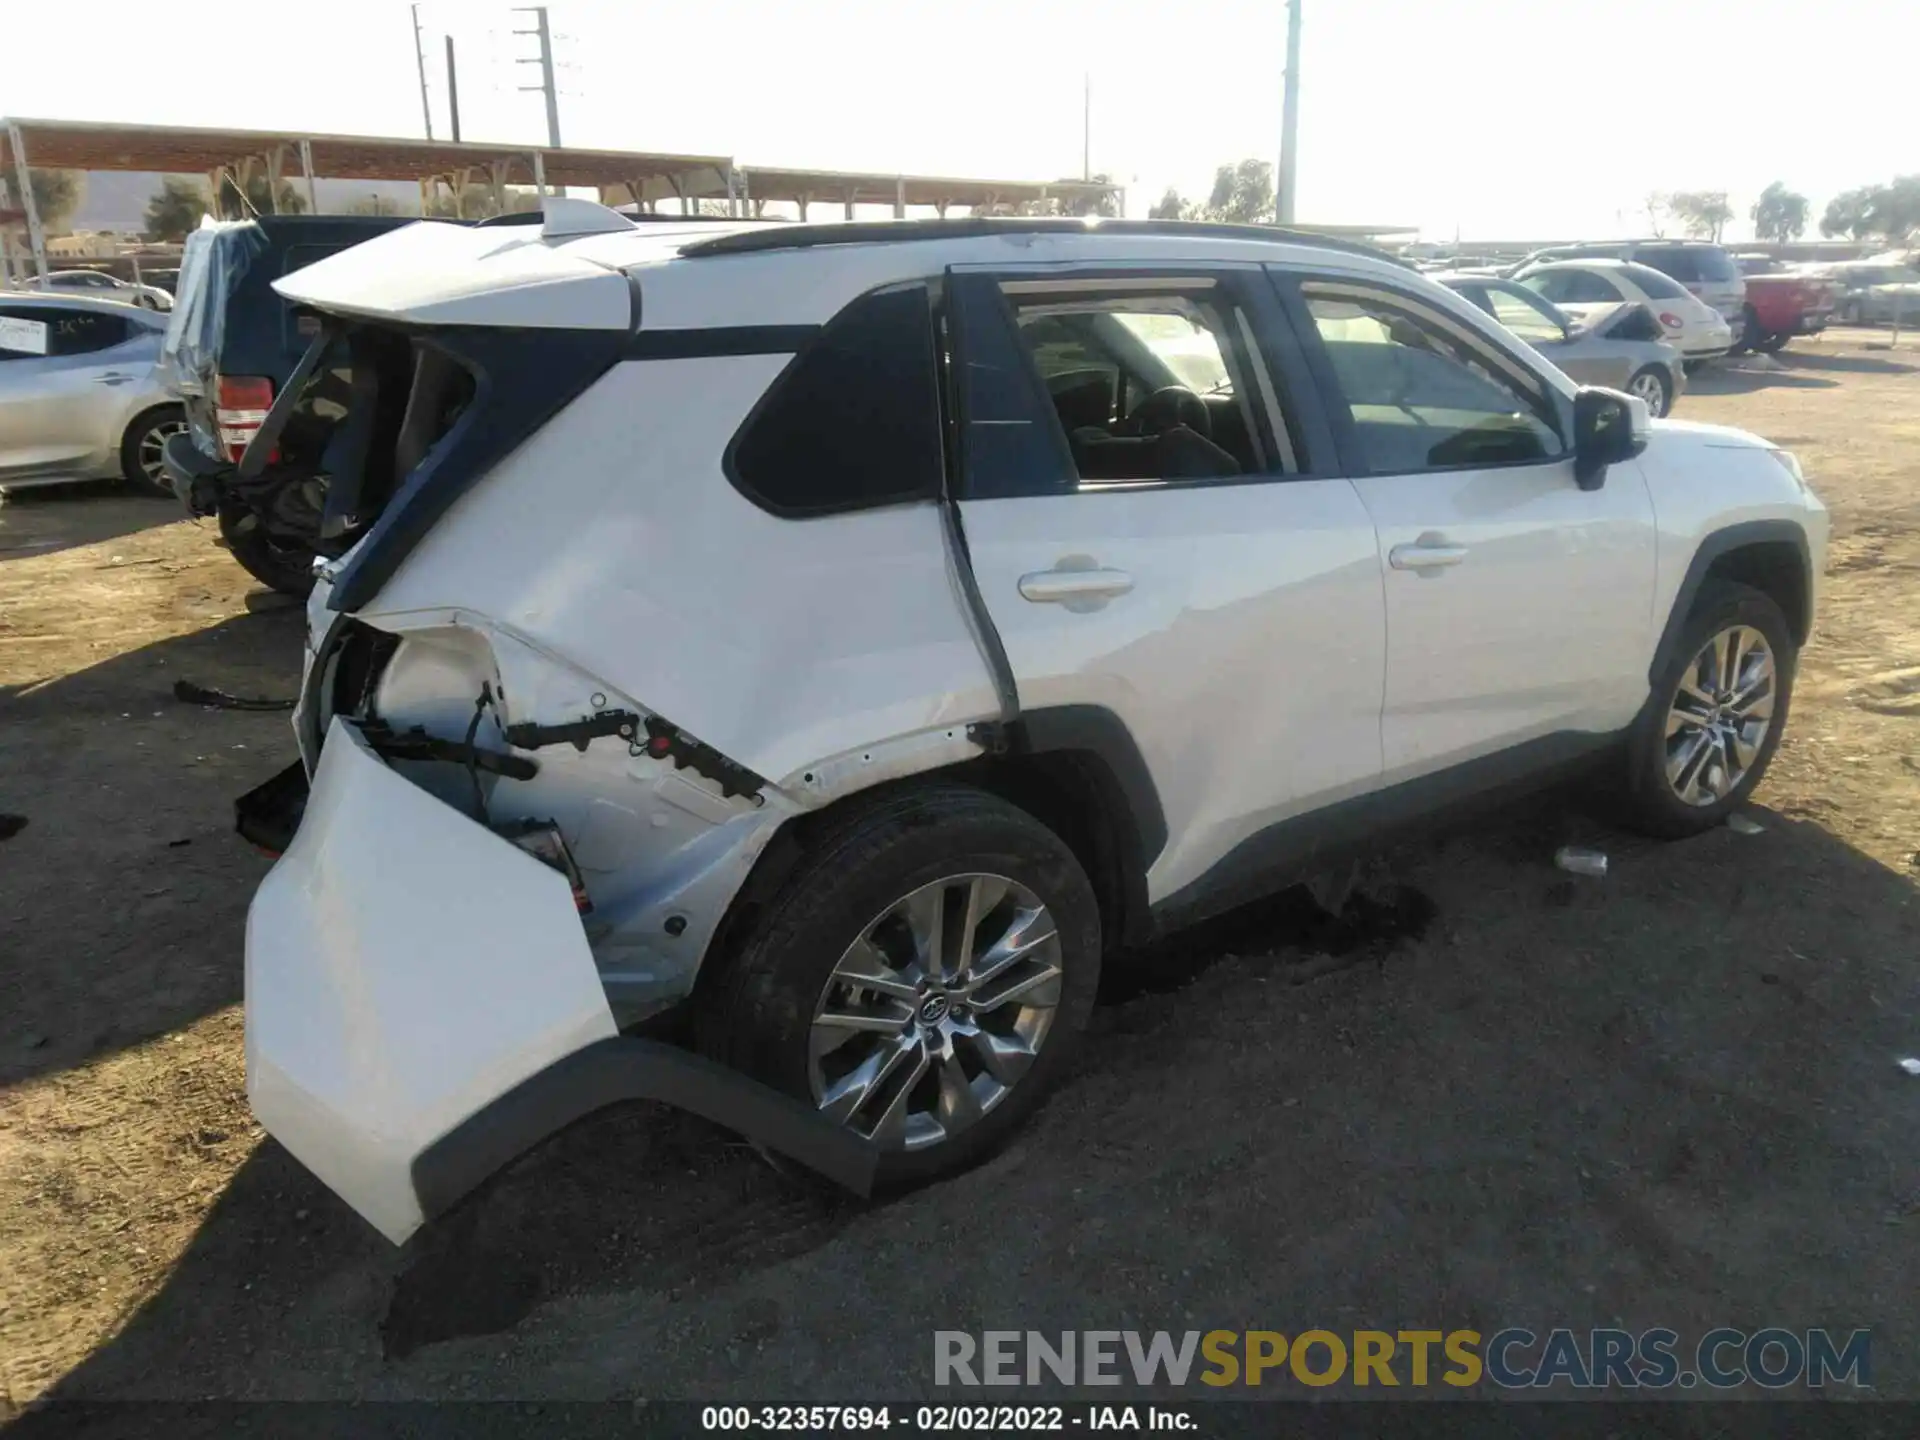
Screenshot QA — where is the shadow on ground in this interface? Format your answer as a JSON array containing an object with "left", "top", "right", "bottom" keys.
[
  {"left": 28, "top": 792, "right": 1920, "bottom": 1405},
  {"left": 0, "top": 487, "right": 184, "bottom": 561},
  {"left": 0, "top": 606, "right": 305, "bottom": 1087}
]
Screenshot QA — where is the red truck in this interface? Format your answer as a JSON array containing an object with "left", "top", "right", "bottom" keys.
[{"left": 1733, "top": 255, "right": 1839, "bottom": 354}]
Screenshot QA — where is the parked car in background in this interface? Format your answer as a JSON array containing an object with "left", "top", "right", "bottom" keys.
[
  {"left": 1515, "top": 259, "right": 1734, "bottom": 364},
  {"left": 1511, "top": 241, "right": 1746, "bottom": 337},
  {"left": 18, "top": 268, "right": 174, "bottom": 311},
  {"left": 0, "top": 293, "right": 183, "bottom": 493},
  {"left": 235, "top": 209, "right": 1827, "bottom": 1244},
  {"left": 1807, "top": 260, "right": 1920, "bottom": 325},
  {"left": 159, "top": 213, "right": 416, "bottom": 595},
  {"left": 1437, "top": 273, "right": 1684, "bottom": 416}
]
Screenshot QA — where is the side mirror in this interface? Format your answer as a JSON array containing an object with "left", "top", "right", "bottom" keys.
[{"left": 1572, "top": 385, "right": 1649, "bottom": 491}]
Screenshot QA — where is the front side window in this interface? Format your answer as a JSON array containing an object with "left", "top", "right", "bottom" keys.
[
  {"left": 1303, "top": 284, "right": 1563, "bottom": 475},
  {"left": 1482, "top": 284, "right": 1566, "bottom": 343},
  {"left": 9, "top": 308, "right": 134, "bottom": 358},
  {"left": 993, "top": 277, "right": 1300, "bottom": 489},
  {"left": 728, "top": 284, "right": 945, "bottom": 517}
]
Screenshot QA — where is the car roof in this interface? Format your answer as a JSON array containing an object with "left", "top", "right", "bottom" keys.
[
  {"left": 0, "top": 290, "right": 160, "bottom": 317},
  {"left": 1520, "top": 257, "right": 1634, "bottom": 270},
  {"left": 274, "top": 211, "right": 1427, "bottom": 332}
]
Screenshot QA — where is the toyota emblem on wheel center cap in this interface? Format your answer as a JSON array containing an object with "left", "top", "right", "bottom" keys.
[{"left": 918, "top": 994, "right": 951, "bottom": 1024}]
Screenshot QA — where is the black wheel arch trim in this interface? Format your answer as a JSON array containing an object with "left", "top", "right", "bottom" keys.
[
  {"left": 409, "top": 1035, "right": 879, "bottom": 1224},
  {"left": 1648, "top": 519, "right": 1812, "bottom": 684}
]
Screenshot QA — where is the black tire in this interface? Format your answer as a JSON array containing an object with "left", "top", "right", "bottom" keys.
[
  {"left": 1626, "top": 365, "right": 1671, "bottom": 418},
  {"left": 696, "top": 783, "right": 1101, "bottom": 1188},
  {"left": 1756, "top": 330, "right": 1789, "bottom": 354},
  {"left": 1619, "top": 580, "right": 1795, "bottom": 839},
  {"left": 118, "top": 405, "right": 186, "bottom": 498},
  {"left": 1729, "top": 306, "right": 1757, "bottom": 356},
  {"left": 218, "top": 506, "right": 317, "bottom": 598}
]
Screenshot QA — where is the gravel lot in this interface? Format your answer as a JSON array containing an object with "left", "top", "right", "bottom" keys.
[{"left": 3, "top": 332, "right": 1917, "bottom": 1415}]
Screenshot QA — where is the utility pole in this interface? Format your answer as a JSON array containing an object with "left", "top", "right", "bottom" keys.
[
  {"left": 445, "top": 35, "right": 462, "bottom": 143},
  {"left": 1276, "top": 0, "right": 1301, "bottom": 224},
  {"left": 1082, "top": 72, "right": 1091, "bottom": 183},
  {"left": 513, "top": 6, "right": 562, "bottom": 150},
  {"left": 410, "top": 3, "right": 435, "bottom": 141}
]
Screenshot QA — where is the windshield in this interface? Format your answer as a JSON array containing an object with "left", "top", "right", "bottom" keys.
[
  {"left": 1112, "top": 311, "right": 1231, "bottom": 392},
  {"left": 1638, "top": 246, "right": 1739, "bottom": 285}
]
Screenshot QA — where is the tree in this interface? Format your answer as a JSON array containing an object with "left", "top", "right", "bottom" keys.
[
  {"left": 231, "top": 173, "right": 308, "bottom": 218},
  {"left": 1821, "top": 186, "right": 1876, "bottom": 240},
  {"left": 1643, "top": 192, "right": 1671, "bottom": 238},
  {"left": 1147, "top": 187, "right": 1189, "bottom": 220},
  {"left": 1820, "top": 177, "right": 1920, "bottom": 243},
  {"left": 1668, "top": 190, "right": 1733, "bottom": 242},
  {"left": 1201, "top": 159, "right": 1275, "bottom": 224},
  {"left": 1750, "top": 182, "right": 1809, "bottom": 242},
  {"left": 143, "top": 176, "right": 210, "bottom": 241},
  {"left": 27, "top": 169, "right": 84, "bottom": 234}
]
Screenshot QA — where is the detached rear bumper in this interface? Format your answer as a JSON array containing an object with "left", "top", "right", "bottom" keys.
[{"left": 245, "top": 719, "right": 875, "bottom": 1244}]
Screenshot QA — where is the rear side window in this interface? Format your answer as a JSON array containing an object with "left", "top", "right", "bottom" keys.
[
  {"left": 729, "top": 285, "right": 944, "bottom": 517},
  {"left": 1620, "top": 263, "right": 1689, "bottom": 300},
  {"left": 8, "top": 307, "right": 133, "bottom": 357},
  {"left": 1637, "top": 246, "right": 1738, "bottom": 285}
]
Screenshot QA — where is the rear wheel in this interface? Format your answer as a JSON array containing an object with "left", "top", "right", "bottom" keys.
[
  {"left": 218, "top": 506, "right": 317, "bottom": 598},
  {"left": 697, "top": 784, "right": 1101, "bottom": 1187},
  {"left": 1626, "top": 365, "right": 1671, "bottom": 418},
  {"left": 118, "top": 406, "right": 186, "bottom": 498},
  {"left": 1620, "top": 581, "right": 1794, "bottom": 838}
]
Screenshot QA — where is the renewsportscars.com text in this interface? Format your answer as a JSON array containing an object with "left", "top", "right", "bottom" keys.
[{"left": 933, "top": 1328, "right": 1871, "bottom": 1390}]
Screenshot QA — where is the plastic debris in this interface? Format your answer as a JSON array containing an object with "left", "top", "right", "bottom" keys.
[
  {"left": 1727, "top": 813, "right": 1766, "bottom": 835},
  {"left": 1900, "top": 1058, "right": 1920, "bottom": 1077},
  {"left": 1554, "top": 846, "right": 1609, "bottom": 878}
]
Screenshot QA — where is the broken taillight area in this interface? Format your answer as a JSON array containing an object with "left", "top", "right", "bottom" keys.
[{"left": 499, "top": 820, "right": 593, "bottom": 914}]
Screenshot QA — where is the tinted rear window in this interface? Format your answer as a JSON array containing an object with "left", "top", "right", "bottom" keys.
[
  {"left": 729, "top": 285, "right": 945, "bottom": 517},
  {"left": 1620, "top": 263, "right": 1689, "bottom": 300},
  {"left": 1637, "top": 247, "right": 1738, "bottom": 285}
]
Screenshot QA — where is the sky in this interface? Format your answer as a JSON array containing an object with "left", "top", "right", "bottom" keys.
[{"left": 5, "top": 0, "right": 1916, "bottom": 241}]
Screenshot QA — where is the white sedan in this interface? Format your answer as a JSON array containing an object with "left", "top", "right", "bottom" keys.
[
  {"left": 18, "top": 268, "right": 174, "bottom": 310},
  {"left": 1515, "top": 259, "right": 1734, "bottom": 363}
]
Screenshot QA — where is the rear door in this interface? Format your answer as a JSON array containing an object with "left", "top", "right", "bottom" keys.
[
  {"left": 1280, "top": 270, "right": 1656, "bottom": 783},
  {"left": 0, "top": 305, "right": 141, "bottom": 480},
  {"left": 946, "top": 264, "right": 1386, "bottom": 910}
]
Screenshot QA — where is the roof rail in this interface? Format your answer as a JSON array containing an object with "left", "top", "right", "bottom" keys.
[{"left": 677, "top": 216, "right": 1403, "bottom": 262}]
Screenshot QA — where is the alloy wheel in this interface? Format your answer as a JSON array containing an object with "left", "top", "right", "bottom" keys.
[
  {"left": 138, "top": 417, "right": 187, "bottom": 487},
  {"left": 1664, "top": 624, "right": 1776, "bottom": 807},
  {"left": 1628, "top": 370, "right": 1668, "bottom": 417},
  {"left": 808, "top": 873, "right": 1062, "bottom": 1151}
]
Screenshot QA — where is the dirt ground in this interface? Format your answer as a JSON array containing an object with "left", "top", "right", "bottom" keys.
[{"left": 2, "top": 331, "right": 1917, "bottom": 1416}]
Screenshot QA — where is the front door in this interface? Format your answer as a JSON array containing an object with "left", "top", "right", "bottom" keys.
[
  {"left": 1282, "top": 272, "right": 1656, "bottom": 783},
  {"left": 945, "top": 265, "right": 1386, "bottom": 907}
]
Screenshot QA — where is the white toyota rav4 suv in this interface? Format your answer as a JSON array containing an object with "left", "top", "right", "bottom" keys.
[{"left": 239, "top": 204, "right": 1828, "bottom": 1243}]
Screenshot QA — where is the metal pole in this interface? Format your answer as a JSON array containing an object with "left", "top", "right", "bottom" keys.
[
  {"left": 299, "top": 139, "right": 318, "bottom": 212},
  {"left": 446, "top": 35, "right": 462, "bottom": 143},
  {"left": 1276, "top": 0, "right": 1301, "bottom": 225},
  {"left": 532, "top": 151, "right": 547, "bottom": 199},
  {"left": 513, "top": 7, "right": 562, "bottom": 149},
  {"left": 7, "top": 121, "right": 49, "bottom": 282},
  {"left": 411, "top": 3, "right": 435, "bottom": 141},
  {"left": 1082, "top": 72, "right": 1091, "bottom": 182}
]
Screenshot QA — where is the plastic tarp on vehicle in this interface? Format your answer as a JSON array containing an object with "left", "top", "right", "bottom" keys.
[{"left": 158, "top": 218, "right": 267, "bottom": 458}]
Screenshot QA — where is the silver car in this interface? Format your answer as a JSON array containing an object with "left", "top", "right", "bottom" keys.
[
  {"left": 1436, "top": 273, "right": 1686, "bottom": 418},
  {"left": 18, "top": 268, "right": 174, "bottom": 311},
  {"left": 0, "top": 293, "right": 184, "bottom": 494}
]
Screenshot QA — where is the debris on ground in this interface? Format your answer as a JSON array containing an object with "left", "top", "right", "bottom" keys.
[
  {"left": 1900, "top": 1058, "right": 1920, "bottom": 1077},
  {"left": 1554, "top": 846, "right": 1609, "bottom": 877},
  {"left": 0, "top": 814, "right": 25, "bottom": 842},
  {"left": 1727, "top": 813, "right": 1767, "bottom": 835},
  {"left": 171, "top": 679, "right": 296, "bottom": 712}
]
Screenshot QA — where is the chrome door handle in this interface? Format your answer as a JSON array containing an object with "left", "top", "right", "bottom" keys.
[
  {"left": 1017, "top": 566, "right": 1134, "bottom": 606},
  {"left": 1388, "top": 542, "right": 1468, "bottom": 571}
]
